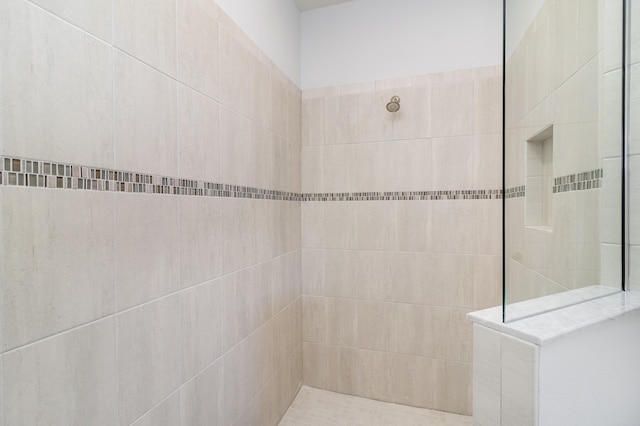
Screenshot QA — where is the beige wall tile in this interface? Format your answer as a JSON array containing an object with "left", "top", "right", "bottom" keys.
[
  {"left": 180, "top": 360, "right": 224, "bottom": 426},
  {"left": 0, "top": 0, "right": 114, "bottom": 168},
  {"left": 577, "top": 0, "right": 599, "bottom": 66},
  {"left": 473, "top": 255, "right": 503, "bottom": 310},
  {"left": 275, "top": 261, "right": 295, "bottom": 316},
  {"left": 223, "top": 325, "right": 274, "bottom": 425},
  {"left": 472, "top": 134, "right": 502, "bottom": 190},
  {"left": 473, "top": 199, "right": 502, "bottom": 255},
  {"left": 219, "top": 28, "right": 250, "bottom": 116},
  {"left": 302, "top": 202, "right": 325, "bottom": 248},
  {"left": 432, "top": 307, "right": 473, "bottom": 363},
  {"left": 131, "top": 392, "right": 181, "bottom": 426},
  {"left": 324, "top": 249, "right": 359, "bottom": 298},
  {"left": 357, "top": 251, "right": 393, "bottom": 301},
  {"left": 287, "top": 82, "right": 302, "bottom": 146},
  {"left": 393, "top": 85, "right": 432, "bottom": 140},
  {"left": 357, "top": 91, "right": 394, "bottom": 142},
  {"left": 548, "top": 0, "right": 578, "bottom": 89},
  {"left": 357, "top": 349, "right": 394, "bottom": 402},
  {"left": 114, "top": 194, "right": 180, "bottom": 310},
  {"left": 389, "top": 139, "right": 432, "bottom": 192},
  {"left": 1, "top": 189, "right": 114, "bottom": 351},
  {"left": 396, "top": 303, "right": 434, "bottom": 358},
  {"left": 180, "top": 279, "right": 224, "bottom": 382},
  {"left": 432, "top": 360, "right": 472, "bottom": 416},
  {"left": 324, "top": 144, "right": 358, "bottom": 192},
  {"left": 395, "top": 200, "right": 431, "bottom": 252},
  {"left": 431, "top": 254, "right": 474, "bottom": 308},
  {"left": 357, "top": 201, "right": 397, "bottom": 251},
  {"left": 302, "top": 249, "right": 326, "bottom": 296},
  {"left": 302, "top": 97, "right": 326, "bottom": 146},
  {"left": 392, "top": 252, "right": 433, "bottom": 305},
  {"left": 246, "top": 55, "right": 273, "bottom": 129},
  {"left": 327, "top": 346, "right": 359, "bottom": 395},
  {"left": 222, "top": 265, "right": 273, "bottom": 351},
  {"left": 358, "top": 301, "right": 396, "bottom": 352},
  {"left": 524, "top": 22, "right": 548, "bottom": 114},
  {"left": 221, "top": 198, "right": 258, "bottom": 274},
  {"left": 431, "top": 80, "right": 474, "bottom": 137},
  {"left": 219, "top": 107, "right": 252, "bottom": 186},
  {"left": 273, "top": 301, "right": 298, "bottom": 368},
  {"left": 325, "top": 94, "right": 358, "bottom": 144},
  {"left": 327, "top": 298, "right": 358, "bottom": 347},
  {"left": 177, "top": 0, "right": 220, "bottom": 99},
  {"left": 3, "top": 319, "right": 117, "bottom": 426},
  {"left": 179, "top": 196, "right": 223, "bottom": 289},
  {"left": 474, "top": 77, "right": 502, "bottom": 135},
  {"left": 113, "top": 0, "right": 176, "bottom": 77},
  {"left": 271, "top": 73, "right": 289, "bottom": 140},
  {"left": 302, "top": 146, "right": 325, "bottom": 193},
  {"left": 324, "top": 202, "right": 358, "bottom": 249},
  {"left": 303, "top": 296, "right": 327, "bottom": 344},
  {"left": 303, "top": 342, "right": 328, "bottom": 389},
  {"left": 392, "top": 354, "right": 434, "bottom": 409},
  {"left": 432, "top": 136, "right": 474, "bottom": 190},
  {"left": 28, "top": 0, "right": 112, "bottom": 41},
  {"left": 431, "top": 201, "right": 476, "bottom": 254},
  {"left": 177, "top": 85, "right": 221, "bottom": 182},
  {"left": 117, "top": 295, "right": 181, "bottom": 425},
  {"left": 356, "top": 142, "right": 392, "bottom": 191},
  {"left": 114, "top": 52, "right": 178, "bottom": 176}
]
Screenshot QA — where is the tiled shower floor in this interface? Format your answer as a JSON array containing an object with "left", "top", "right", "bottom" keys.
[{"left": 279, "top": 386, "right": 472, "bottom": 426}]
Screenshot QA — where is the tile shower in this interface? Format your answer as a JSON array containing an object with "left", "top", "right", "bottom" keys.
[
  {"left": 300, "top": 67, "right": 502, "bottom": 416},
  {"left": 0, "top": 0, "right": 501, "bottom": 425}
]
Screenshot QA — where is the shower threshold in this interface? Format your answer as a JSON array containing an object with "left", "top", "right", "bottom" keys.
[{"left": 279, "top": 386, "right": 471, "bottom": 426}]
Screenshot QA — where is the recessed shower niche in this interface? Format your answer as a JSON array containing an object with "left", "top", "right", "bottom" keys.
[{"left": 525, "top": 125, "right": 553, "bottom": 231}]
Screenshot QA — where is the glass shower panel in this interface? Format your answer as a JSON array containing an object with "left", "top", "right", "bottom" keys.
[{"left": 504, "top": 0, "right": 625, "bottom": 321}]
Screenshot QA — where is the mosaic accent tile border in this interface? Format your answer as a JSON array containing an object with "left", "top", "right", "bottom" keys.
[
  {"left": 301, "top": 190, "right": 503, "bottom": 201},
  {"left": 506, "top": 168, "right": 604, "bottom": 200},
  {"left": 505, "top": 185, "right": 526, "bottom": 199},
  {"left": 553, "top": 168, "right": 603, "bottom": 194},
  {"left": 0, "top": 156, "right": 299, "bottom": 200},
  {"left": 0, "top": 155, "right": 506, "bottom": 202}
]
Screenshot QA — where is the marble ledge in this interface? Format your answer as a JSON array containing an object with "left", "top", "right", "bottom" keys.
[{"left": 468, "top": 287, "right": 640, "bottom": 346}]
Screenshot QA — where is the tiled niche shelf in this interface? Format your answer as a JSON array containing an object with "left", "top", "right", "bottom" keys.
[{"left": 526, "top": 125, "right": 554, "bottom": 232}]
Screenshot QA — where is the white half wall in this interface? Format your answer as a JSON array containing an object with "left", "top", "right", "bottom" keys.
[
  {"left": 214, "top": 0, "right": 301, "bottom": 85},
  {"left": 538, "top": 309, "right": 640, "bottom": 425},
  {"left": 300, "top": 0, "right": 503, "bottom": 89}
]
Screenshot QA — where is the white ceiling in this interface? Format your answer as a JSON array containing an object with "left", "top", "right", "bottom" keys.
[{"left": 293, "top": 0, "right": 354, "bottom": 12}]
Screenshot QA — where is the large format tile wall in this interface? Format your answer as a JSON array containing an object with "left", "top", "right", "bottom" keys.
[
  {"left": 504, "top": 0, "right": 619, "bottom": 304},
  {"left": 0, "top": 0, "right": 302, "bottom": 425},
  {"left": 300, "top": 67, "right": 503, "bottom": 415}
]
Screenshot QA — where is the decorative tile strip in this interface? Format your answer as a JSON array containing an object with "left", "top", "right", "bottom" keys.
[
  {"left": 0, "top": 155, "right": 505, "bottom": 201},
  {"left": 553, "top": 168, "right": 603, "bottom": 194},
  {"left": 301, "top": 189, "right": 503, "bottom": 201},
  {"left": 505, "top": 185, "right": 526, "bottom": 199},
  {"left": 0, "top": 156, "right": 300, "bottom": 201}
]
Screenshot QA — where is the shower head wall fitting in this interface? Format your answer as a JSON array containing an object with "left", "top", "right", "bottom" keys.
[{"left": 386, "top": 95, "right": 400, "bottom": 112}]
